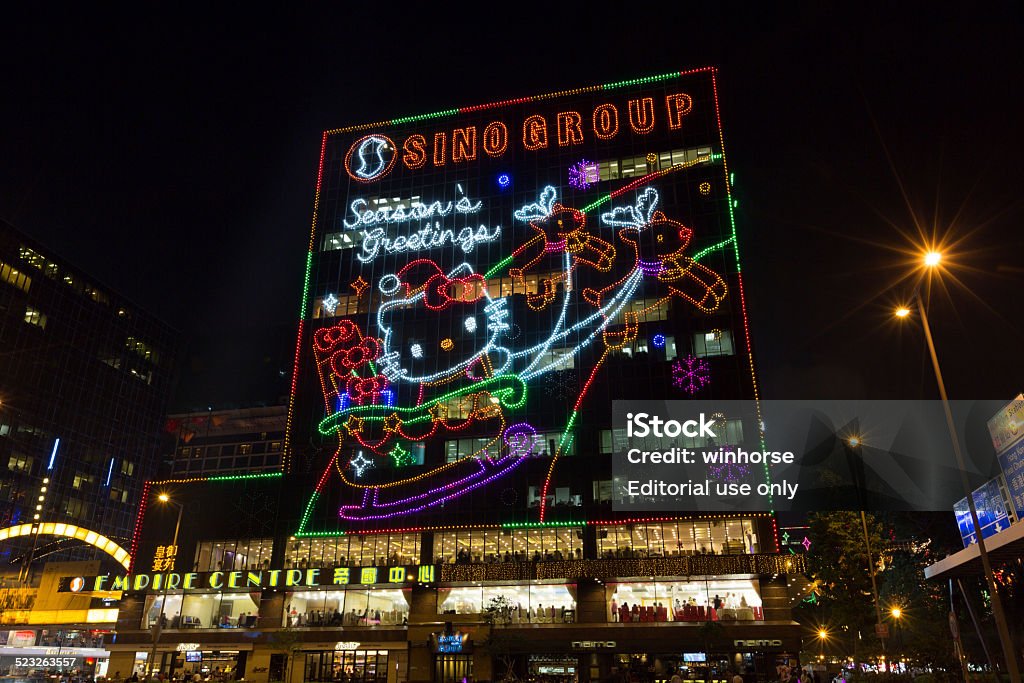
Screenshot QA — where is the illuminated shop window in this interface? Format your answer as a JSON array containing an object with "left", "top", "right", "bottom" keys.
[
  {"left": 607, "top": 578, "right": 762, "bottom": 623},
  {"left": 193, "top": 538, "right": 275, "bottom": 572},
  {"left": 304, "top": 649, "right": 391, "bottom": 683},
  {"left": 433, "top": 527, "right": 582, "bottom": 564},
  {"left": 24, "top": 307, "right": 47, "bottom": 329},
  {"left": 141, "top": 592, "right": 261, "bottom": 630},
  {"left": 284, "top": 588, "right": 408, "bottom": 627},
  {"left": 438, "top": 582, "right": 576, "bottom": 623},
  {"left": 285, "top": 534, "right": 420, "bottom": 569},
  {"left": 693, "top": 329, "right": 734, "bottom": 358},
  {"left": 597, "top": 519, "right": 759, "bottom": 557}
]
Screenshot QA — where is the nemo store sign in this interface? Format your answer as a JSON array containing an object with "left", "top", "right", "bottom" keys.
[{"left": 59, "top": 564, "right": 435, "bottom": 593}]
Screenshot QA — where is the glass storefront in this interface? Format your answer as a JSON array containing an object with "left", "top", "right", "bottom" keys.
[
  {"left": 304, "top": 650, "right": 388, "bottom": 683},
  {"left": 287, "top": 534, "right": 421, "bottom": 568},
  {"left": 438, "top": 582, "right": 576, "bottom": 622},
  {"left": 284, "top": 588, "right": 408, "bottom": 626},
  {"left": 435, "top": 654, "right": 472, "bottom": 683},
  {"left": 194, "top": 539, "right": 274, "bottom": 572},
  {"left": 433, "top": 527, "right": 582, "bottom": 563},
  {"left": 597, "top": 520, "right": 760, "bottom": 557},
  {"left": 142, "top": 592, "right": 261, "bottom": 629},
  {"left": 607, "top": 579, "right": 763, "bottom": 622}
]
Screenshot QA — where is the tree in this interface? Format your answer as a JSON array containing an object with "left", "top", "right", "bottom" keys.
[
  {"left": 268, "top": 626, "right": 304, "bottom": 683},
  {"left": 482, "top": 595, "right": 520, "bottom": 683},
  {"left": 797, "top": 511, "right": 888, "bottom": 660}
]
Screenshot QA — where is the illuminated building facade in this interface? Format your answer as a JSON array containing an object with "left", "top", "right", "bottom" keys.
[
  {"left": 102, "top": 69, "right": 805, "bottom": 683},
  {"left": 0, "top": 219, "right": 177, "bottom": 573}
]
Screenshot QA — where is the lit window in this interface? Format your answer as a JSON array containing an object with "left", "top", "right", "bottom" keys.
[
  {"left": 7, "top": 453, "right": 32, "bottom": 473},
  {"left": 693, "top": 329, "right": 734, "bottom": 358},
  {"left": 24, "top": 307, "right": 47, "bottom": 329},
  {"left": 1, "top": 262, "right": 32, "bottom": 292},
  {"left": 121, "top": 461, "right": 135, "bottom": 476}
]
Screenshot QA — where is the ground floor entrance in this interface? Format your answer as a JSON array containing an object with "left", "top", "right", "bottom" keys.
[{"left": 304, "top": 649, "right": 389, "bottom": 683}]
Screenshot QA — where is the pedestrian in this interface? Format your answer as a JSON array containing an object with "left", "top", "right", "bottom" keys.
[{"left": 732, "top": 670, "right": 743, "bottom": 683}]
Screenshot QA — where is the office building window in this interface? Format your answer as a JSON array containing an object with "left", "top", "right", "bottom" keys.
[
  {"left": 694, "top": 329, "right": 734, "bottom": 358},
  {"left": 1, "top": 261, "right": 32, "bottom": 292},
  {"left": 24, "top": 307, "right": 47, "bottom": 329}
]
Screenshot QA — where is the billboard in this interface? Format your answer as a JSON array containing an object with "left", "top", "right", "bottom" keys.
[
  {"left": 288, "top": 68, "right": 757, "bottom": 531},
  {"left": 954, "top": 477, "right": 1012, "bottom": 547}
]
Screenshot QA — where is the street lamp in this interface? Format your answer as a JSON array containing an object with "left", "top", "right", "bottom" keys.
[
  {"left": 818, "top": 628, "right": 828, "bottom": 660},
  {"left": 890, "top": 607, "right": 904, "bottom": 665},
  {"left": 147, "top": 493, "right": 183, "bottom": 681},
  {"left": 894, "top": 250, "right": 1021, "bottom": 683}
]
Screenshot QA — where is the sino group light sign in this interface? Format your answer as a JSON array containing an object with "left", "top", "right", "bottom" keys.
[{"left": 292, "top": 69, "right": 747, "bottom": 529}]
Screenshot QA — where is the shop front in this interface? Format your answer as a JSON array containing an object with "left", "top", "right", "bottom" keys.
[
  {"left": 296, "top": 641, "right": 407, "bottom": 683},
  {"left": 467, "top": 625, "right": 800, "bottom": 683}
]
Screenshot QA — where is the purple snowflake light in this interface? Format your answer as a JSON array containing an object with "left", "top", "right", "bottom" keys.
[
  {"left": 568, "top": 160, "right": 599, "bottom": 190},
  {"left": 707, "top": 445, "right": 748, "bottom": 483},
  {"left": 672, "top": 354, "right": 711, "bottom": 394}
]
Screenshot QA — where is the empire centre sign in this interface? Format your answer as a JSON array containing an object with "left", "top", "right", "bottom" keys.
[{"left": 58, "top": 563, "right": 436, "bottom": 593}]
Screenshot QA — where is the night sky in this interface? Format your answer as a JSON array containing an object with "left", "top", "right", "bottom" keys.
[{"left": 2, "top": 6, "right": 1021, "bottom": 409}]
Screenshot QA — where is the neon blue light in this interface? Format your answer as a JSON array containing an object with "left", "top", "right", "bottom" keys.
[
  {"left": 497, "top": 173, "right": 511, "bottom": 188},
  {"left": 47, "top": 438, "right": 60, "bottom": 470},
  {"left": 106, "top": 458, "right": 115, "bottom": 487},
  {"left": 652, "top": 334, "right": 666, "bottom": 348}
]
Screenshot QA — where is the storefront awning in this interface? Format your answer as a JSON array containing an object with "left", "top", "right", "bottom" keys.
[{"left": 924, "top": 521, "right": 1024, "bottom": 580}]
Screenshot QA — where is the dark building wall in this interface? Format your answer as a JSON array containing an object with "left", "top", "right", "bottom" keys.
[{"left": 0, "top": 220, "right": 178, "bottom": 569}]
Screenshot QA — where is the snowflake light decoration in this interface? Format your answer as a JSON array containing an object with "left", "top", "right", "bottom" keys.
[
  {"left": 707, "top": 447, "right": 749, "bottom": 483},
  {"left": 672, "top": 354, "right": 711, "bottom": 394},
  {"left": 543, "top": 370, "right": 576, "bottom": 401},
  {"left": 568, "top": 160, "right": 598, "bottom": 190}
]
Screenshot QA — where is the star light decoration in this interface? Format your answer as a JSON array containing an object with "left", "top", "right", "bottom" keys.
[
  {"left": 322, "top": 293, "right": 340, "bottom": 316},
  {"left": 568, "top": 159, "right": 599, "bottom": 190},
  {"left": 672, "top": 354, "right": 711, "bottom": 394},
  {"left": 350, "top": 276, "right": 369, "bottom": 298},
  {"left": 388, "top": 443, "right": 415, "bottom": 467},
  {"left": 350, "top": 453, "right": 374, "bottom": 477},
  {"left": 344, "top": 415, "right": 364, "bottom": 435},
  {"left": 802, "top": 536, "right": 812, "bottom": 552}
]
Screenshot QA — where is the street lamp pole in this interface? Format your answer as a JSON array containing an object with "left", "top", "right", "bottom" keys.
[
  {"left": 147, "top": 495, "right": 183, "bottom": 681},
  {"left": 903, "top": 277, "right": 1021, "bottom": 683},
  {"left": 859, "top": 510, "right": 887, "bottom": 663}
]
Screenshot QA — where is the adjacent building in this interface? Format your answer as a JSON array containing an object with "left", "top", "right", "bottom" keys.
[
  {"left": 0, "top": 219, "right": 178, "bottom": 575},
  {"left": 93, "top": 68, "right": 804, "bottom": 683}
]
